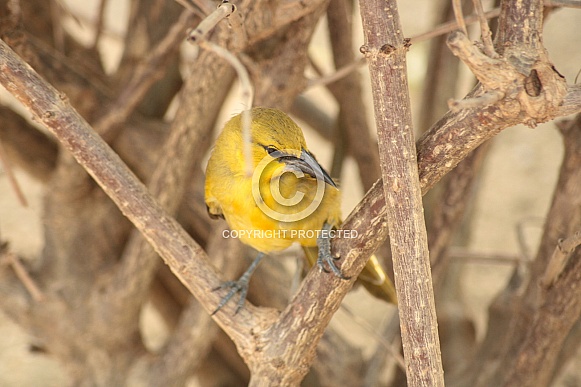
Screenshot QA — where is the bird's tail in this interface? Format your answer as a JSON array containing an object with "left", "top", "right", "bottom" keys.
[{"left": 302, "top": 246, "right": 397, "bottom": 305}]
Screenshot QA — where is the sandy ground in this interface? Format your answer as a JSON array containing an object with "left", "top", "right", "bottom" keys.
[{"left": 0, "top": 1, "right": 580, "bottom": 386}]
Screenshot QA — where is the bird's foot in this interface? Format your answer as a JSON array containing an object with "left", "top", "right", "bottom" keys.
[
  {"left": 211, "top": 252, "right": 264, "bottom": 315},
  {"left": 212, "top": 279, "right": 250, "bottom": 315},
  {"left": 317, "top": 251, "right": 350, "bottom": 280},
  {"left": 317, "top": 224, "right": 350, "bottom": 280}
]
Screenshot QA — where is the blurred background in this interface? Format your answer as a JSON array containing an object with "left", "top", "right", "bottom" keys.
[{"left": 0, "top": 0, "right": 580, "bottom": 385}]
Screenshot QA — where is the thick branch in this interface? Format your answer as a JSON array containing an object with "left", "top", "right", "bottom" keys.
[
  {"left": 500, "top": 114, "right": 581, "bottom": 387},
  {"left": 359, "top": 0, "right": 444, "bottom": 385},
  {"left": 496, "top": 0, "right": 544, "bottom": 55},
  {"left": 94, "top": 49, "right": 234, "bottom": 342},
  {"left": 0, "top": 37, "right": 275, "bottom": 355}
]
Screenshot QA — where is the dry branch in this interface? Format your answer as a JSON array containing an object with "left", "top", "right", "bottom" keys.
[
  {"left": 331, "top": 0, "right": 579, "bottom": 381},
  {"left": 359, "top": 0, "right": 444, "bottom": 385},
  {"left": 0, "top": 35, "right": 274, "bottom": 360},
  {"left": 0, "top": 141, "right": 28, "bottom": 206},
  {"left": 542, "top": 230, "right": 581, "bottom": 288},
  {"left": 500, "top": 114, "right": 581, "bottom": 387},
  {"left": 445, "top": 0, "right": 581, "bottom": 384},
  {"left": 96, "top": 10, "right": 194, "bottom": 141},
  {"left": 0, "top": 2, "right": 373, "bottom": 385},
  {"left": 472, "top": 0, "right": 497, "bottom": 58}
]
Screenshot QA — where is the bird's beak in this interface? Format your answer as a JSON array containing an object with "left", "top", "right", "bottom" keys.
[{"left": 281, "top": 149, "right": 337, "bottom": 188}]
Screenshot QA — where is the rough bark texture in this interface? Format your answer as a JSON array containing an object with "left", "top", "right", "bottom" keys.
[{"left": 359, "top": 0, "right": 444, "bottom": 385}]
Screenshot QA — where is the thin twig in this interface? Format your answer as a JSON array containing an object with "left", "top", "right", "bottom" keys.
[
  {"left": 187, "top": 1, "right": 236, "bottom": 43},
  {"left": 472, "top": 0, "right": 497, "bottom": 57},
  {"left": 187, "top": 1, "right": 254, "bottom": 176},
  {"left": 447, "top": 248, "right": 528, "bottom": 265},
  {"left": 545, "top": 0, "right": 581, "bottom": 8},
  {"left": 195, "top": 42, "right": 250, "bottom": 102},
  {"left": 3, "top": 252, "right": 45, "bottom": 301},
  {"left": 92, "top": 0, "right": 108, "bottom": 50},
  {"left": 0, "top": 141, "right": 28, "bottom": 207},
  {"left": 307, "top": 7, "right": 501, "bottom": 90},
  {"left": 308, "top": 58, "right": 365, "bottom": 88},
  {"left": 97, "top": 10, "right": 194, "bottom": 141},
  {"left": 338, "top": 305, "right": 405, "bottom": 370},
  {"left": 411, "top": 7, "right": 501, "bottom": 44},
  {"left": 452, "top": 0, "right": 468, "bottom": 35},
  {"left": 448, "top": 89, "right": 504, "bottom": 111}
]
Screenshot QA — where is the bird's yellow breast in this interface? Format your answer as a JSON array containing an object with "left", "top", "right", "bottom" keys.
[
  {"left": 206, "top": 166, "right": 341, "bottom": 252},
  {"left": 204, "top": 108, "right": 398, "bottom": 306},
  {"left": 204, "top": 108, "right": 341, "bottom": 253}
]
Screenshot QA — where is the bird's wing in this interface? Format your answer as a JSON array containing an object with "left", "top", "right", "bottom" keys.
[{"left": 205, "top": 196, "right": 225, "bottom": 220}]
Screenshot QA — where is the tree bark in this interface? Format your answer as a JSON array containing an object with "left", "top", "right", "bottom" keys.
[{"left": 358, "top": 0, "right": 445, "bottom": 385}]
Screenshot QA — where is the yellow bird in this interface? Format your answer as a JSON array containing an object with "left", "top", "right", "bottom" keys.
[{"left": 205, "top": 107, "right": 397, "bottom": 313}]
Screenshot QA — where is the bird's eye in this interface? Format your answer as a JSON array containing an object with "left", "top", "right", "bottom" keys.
[{"left": 265, "top": 145, "right": 278, "bottom": 155}]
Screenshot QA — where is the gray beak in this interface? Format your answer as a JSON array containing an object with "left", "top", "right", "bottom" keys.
[{"left": 281, "top": 149, "right": 337, "bottom": 188}]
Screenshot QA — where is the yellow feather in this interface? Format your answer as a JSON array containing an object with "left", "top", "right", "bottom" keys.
[{"left": 205, "top": 107, "right": 397, "bottom": 304}]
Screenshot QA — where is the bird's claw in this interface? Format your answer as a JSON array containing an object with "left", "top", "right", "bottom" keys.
[
  {"left": 317, "top": 251, "right": 350, "bottom": 280},
  {"left": 211, "top": 252, "right": 264, "bottom": 315},
  {"left": 317, "top": 224, "right": 350, "bottom": 280},
  {"left": 211, "top": 280, "right": 249, "bottom": 315}
]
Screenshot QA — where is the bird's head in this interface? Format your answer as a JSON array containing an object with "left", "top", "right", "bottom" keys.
[{"left": 221, "top": 107, "right": 337, "bottom": 188}]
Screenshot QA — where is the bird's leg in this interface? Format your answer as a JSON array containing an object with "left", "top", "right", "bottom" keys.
[
  {"left": 317, "top": 223, "right": 349, "bottom": 280},
  {"left": 212, "top": 252, "right": 265, "bottom": 315}
]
